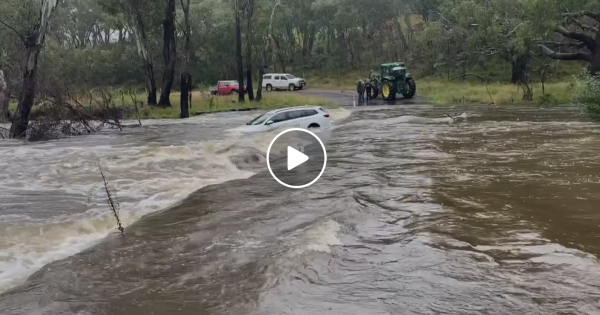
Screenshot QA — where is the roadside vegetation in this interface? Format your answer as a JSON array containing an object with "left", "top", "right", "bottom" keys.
[
  {"left": 136, "top": 92, "right": 333, "bottom": 119},
  {"left": 2, "top": 0, "right": 600, "bottom": 139},
  {"left": 8, "top": 91, "right": 332, "bottom": 121},
  {"left": 304, "top": 66, "right": 582, "bottom": 106},
  {"left": 574, "top": 73, "right": 600, "bottom": 120}
]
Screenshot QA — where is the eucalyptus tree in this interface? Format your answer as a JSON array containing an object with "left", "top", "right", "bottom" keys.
[
  {"left": 100, "top": 0, "right": 162, "bottom": 106},
  {"left": 234, "top": 0, "right": 245, "bottom": 102},
  {"left": 534, "top": 0, "right": 600, "bottom": 75},
  {"left": 158, "top": 0, "right": 177, "bottom": 107},
  {"left": 0, "top": 0, "right": 61, "bottom": 138},
  {"left": 179, "top": 0, "right": 192, "bottom": 118}
]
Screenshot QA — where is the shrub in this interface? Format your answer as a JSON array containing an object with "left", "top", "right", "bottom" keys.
[{"left": 573, "top": 73, "right": 600, "bottom": 121}]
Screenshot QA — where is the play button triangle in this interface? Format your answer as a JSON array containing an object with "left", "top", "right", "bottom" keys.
[{"left": 287, "top": 146, "right": 309, "bottom": 170}]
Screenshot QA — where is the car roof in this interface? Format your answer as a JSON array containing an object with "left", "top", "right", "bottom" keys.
[
  {"left": 264, "top": 73, "right": 292, "bottom": 76},
  {"left": 265, "top": 106, "right": 322, "bottom": 115}
]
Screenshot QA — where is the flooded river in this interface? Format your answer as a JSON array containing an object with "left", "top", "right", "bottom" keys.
[{"left": 1, "top": 104, "right": 600, "bottom": 314}]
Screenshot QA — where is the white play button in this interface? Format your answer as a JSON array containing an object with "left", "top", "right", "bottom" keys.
[
  {"left": 287, "top": 146, "right": 309, "bottom": 170},
  {"left": 267, "top": 128, "right": 328, "bottom": 189}
]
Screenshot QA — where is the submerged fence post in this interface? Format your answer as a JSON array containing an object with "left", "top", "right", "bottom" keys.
[{"left": 353, "top": 96, "right": 356, "bottom": 107}]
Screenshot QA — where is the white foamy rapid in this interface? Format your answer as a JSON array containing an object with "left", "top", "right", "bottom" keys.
[{"left": 0, "top": 108, "right": 350, "bottom": 292}]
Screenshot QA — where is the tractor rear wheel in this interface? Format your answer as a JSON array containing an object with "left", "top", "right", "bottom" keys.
[
  {"left": 403, "top": 77, "right": 416, "bottom": 99},
  {"left": 381, "top": 80, "right": 396, "bottom": 101}
]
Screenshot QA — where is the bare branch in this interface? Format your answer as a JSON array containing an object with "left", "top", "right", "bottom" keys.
[
  {"left": 565, "top": 16, "right": 599, "bottom": 33},
  {"left": 98, "top": 160, "right": 124, "bottom": 236},
  {"left": 506, "top": 22, "right": 525, "bottom": 37},
  {"left": 564, "top": 11, "right": 600, "bottom": 22},
  {"left": 0, "top": 20, "right": 26, "bottom": 43},
  {"left": 537, "top": 40, "right": 586, "bottom": 48},
  {"left": 555, "top": 26, "right": 596, "bottom": 49},
  {"left": 429, "top": 10, "right": 452, "bottom": 26},
  {"left": 538, "top": 44, "right": 593, "bottom": 62}
]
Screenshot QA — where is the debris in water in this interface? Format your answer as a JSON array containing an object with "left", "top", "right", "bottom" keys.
[{"left": 98, "top": 160, "right": 124, "bottom": 236}]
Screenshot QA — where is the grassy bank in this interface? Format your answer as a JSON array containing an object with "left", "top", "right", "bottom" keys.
[
  {"left": 304, "top": 70, "right": 575, "bottom": 105},
  {"left": 418, "top": 79, "right": 573, "bottom": 105},
  {"left": 136, "top": 92, "right": 334, "bottom": 119},
  {"left": 8, "top": 91, "right": 334, "bottom": 120}
]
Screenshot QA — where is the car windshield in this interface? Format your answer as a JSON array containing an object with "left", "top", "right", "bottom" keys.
[
  {"left": 246, "top": 113, "right": 270, "bottom": 126},
  {"left": 286, "top": 75, "right": 295, "bottom": 79}
]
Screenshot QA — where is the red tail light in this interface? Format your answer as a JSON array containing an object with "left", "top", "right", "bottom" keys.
[{"left": 324, "top": 114, "right": 330, "bottom": 118}]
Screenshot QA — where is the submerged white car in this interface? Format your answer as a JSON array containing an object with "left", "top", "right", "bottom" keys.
[{"left": 242, "top": 106, "right": 331, "bottom": 132}]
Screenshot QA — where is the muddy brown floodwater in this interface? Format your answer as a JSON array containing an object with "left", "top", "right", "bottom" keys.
[{"left": 1, "top": 102, "right": 600, "bottom": 315}]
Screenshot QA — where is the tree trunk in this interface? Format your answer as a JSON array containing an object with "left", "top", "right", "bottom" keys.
[
  {"left": 158, "top": 0, "right": 177, "bottom": 107},
  {"left": 10, "top": 43, "right": 42, "bottom": 138},
  {"left": 279, "top": 55, "right": 286, "bottom": 73},
  {"left": 256, "top": 64, "right": 264, "bottom": 102},
  {"left": 511, "top": 52, "right": 530, "bottom": 84},
  {"left": 129, "top": 4, "right": 157, "bottom": 106},
  {"left": 246, "top": 69, "right": 254, "bottom": 100},
  {"left": 591, "top": 31, "right": 600, "bottom": 75},
  {"left": 179, "top": 0, "right": 192, "bottom": 119},
  {"left": 144, "top": 61, "right": 158, "bottom": 106},
  {"left": 245, "top": 0, "right": 255, "bottom": 101},
  {"left": 0, "top": 70, "right": 10, "bottom": 123},
  {"left": 395, "top": 19, "right": 409, "bottom": 58},
  {"left": 539, "top": 14, "right": 600, "bottom": 75},
  {"left": 234, "top": 0, "right": 245, "bottom": 103},
  {"left": 9, "top": 0, "right": 59, "bottom": 139},
  {"left": 180, "top": 73, "right": 191, "bottom": 118}
]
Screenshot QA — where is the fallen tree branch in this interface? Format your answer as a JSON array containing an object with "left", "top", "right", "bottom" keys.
[
  {"left": 565, "top": 16, "right": 599, "bottom": 33},
  {"left": 564, "top": 11, "right": 600, "bottom": 22},
  {"left": 98, "top": 160, "right": 124, "bottom": 236},
  {"left": 555, "top": 26, "right": 596, "bottom": 49},
  {"left": 538, "top": 44, "right": 593, "bottom": 61},
  {"left": 537, "top": 40, "right": 586, "bottom": 48}
]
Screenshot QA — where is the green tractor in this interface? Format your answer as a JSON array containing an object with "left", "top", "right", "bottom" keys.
[{"left": 368, "top": 62, "right": 416, "bottom": 101}]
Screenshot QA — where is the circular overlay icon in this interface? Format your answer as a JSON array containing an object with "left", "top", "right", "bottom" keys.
[{"left": 267, "top": 128, "right": 327, "bottom": 189}]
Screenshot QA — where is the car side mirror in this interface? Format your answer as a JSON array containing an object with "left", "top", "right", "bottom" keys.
[{"left": 265, "top": 120, "right": 274, "bottom": 126}]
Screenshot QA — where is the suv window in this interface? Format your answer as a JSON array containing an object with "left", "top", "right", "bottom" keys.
[
  {"left": 281, "top": 77, "right": 288, "bottom": 81},
  {"left": 270, "top": 113, "right": 287, "bottom": 123},
  {"left": 286, "top": 110, "right": 304, "bottom": 120},
  {"left": 264, "top": 75, "right": 272, "bottom": 80},
  {"left": 286, "top": 75, "right": 296, "bottom": 79},
  {"left": 274, "top": 76, "right": 280, "bottom": 80},
  {"left": 302, "top": 110, "right": 318, "bottom": 117}
]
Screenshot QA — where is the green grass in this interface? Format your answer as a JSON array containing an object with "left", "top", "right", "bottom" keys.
[
  {"left": 303, "top": 66, "right": 577, "bottom": 105},
  {"left": 6, "top": 90, "right": 332, "bottom": 120},
  {"left": 305, "top": 70, "right": 575, "bottom": 105},
  {"left": 418, "top": 79, "right": 574, "bottom": 105},
  {"left": 305, "top": 70, "right": 364, "bottom": 90},
  {"left": 135, "top": 91, "right": 334, "bottom": 119}
]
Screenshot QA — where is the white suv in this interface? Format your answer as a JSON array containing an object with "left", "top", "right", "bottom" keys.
[
  {"left": 242, "top": 106, "right": 330, "bottom": 132},
  {"left": 263, "top": 73, "right": 306, "bottom": 91}
]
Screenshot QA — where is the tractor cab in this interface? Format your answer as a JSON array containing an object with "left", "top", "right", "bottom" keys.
[{"left": 381, "top": 62, "right": 406, "bottom": 78}]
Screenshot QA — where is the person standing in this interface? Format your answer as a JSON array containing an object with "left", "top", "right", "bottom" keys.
[
  {"left": 357, "top": 80, "right": 365, "bottom": 105},
  {"left": 365, "top": 81, "right": 372, "bottom": 105}
]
